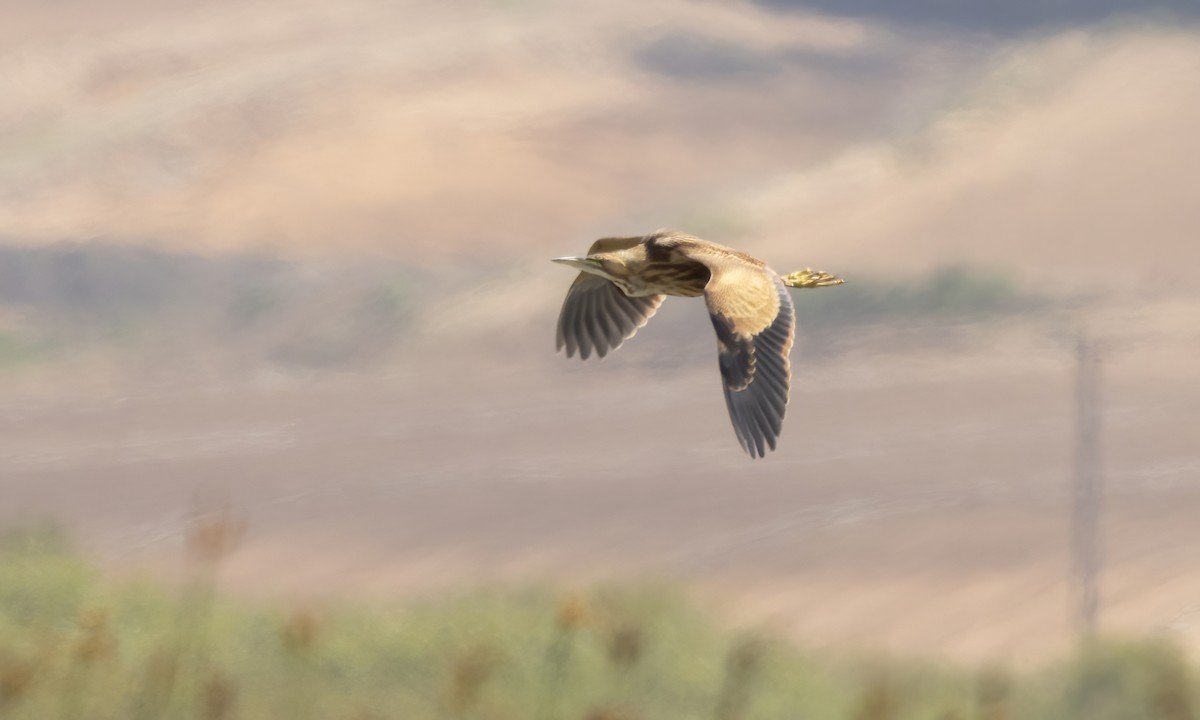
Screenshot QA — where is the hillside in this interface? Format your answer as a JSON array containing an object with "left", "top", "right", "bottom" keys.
[{"left": 4, "top": 1, "right": 1198, "bottom": 286}]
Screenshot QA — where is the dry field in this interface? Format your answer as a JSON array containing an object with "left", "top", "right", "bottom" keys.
[
  {"left": 3, "top": 299, "right": 1197, "bottom": 664},
  {"left": 4, "top": 0, "right": 1200, "bottom": 670}
]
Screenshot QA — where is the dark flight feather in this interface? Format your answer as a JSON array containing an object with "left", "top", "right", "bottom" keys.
[
  {"left": 556, "top": 237, "right": 665, "bottom": 360},
  {"left": 691, "top": 253, "right": 795, "bottom": 458}
]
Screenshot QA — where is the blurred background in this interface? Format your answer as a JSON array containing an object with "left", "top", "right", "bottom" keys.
[{"left": 3, "top": 0, "right": 1199, "bottom": 679}]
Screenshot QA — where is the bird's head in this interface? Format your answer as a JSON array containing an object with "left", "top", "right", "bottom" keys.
[{"left": 552, "top": 253, "right": 627, "bottom": 284}]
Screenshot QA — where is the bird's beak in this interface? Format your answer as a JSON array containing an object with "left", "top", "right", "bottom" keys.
[{"left": 552, "top": 256, "right": 600, "bottom": 271}]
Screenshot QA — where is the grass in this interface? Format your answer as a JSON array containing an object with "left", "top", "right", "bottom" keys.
[{"left": 3, "top": 526, "right": 1199, "bottom": 719}]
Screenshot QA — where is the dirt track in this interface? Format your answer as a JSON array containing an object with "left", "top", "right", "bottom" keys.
[{"left": 3, "top": 309, "right": 1197, "bottom": 664}]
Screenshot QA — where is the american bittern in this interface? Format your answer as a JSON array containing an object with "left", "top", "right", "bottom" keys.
[{"left": 553, "top": 229, "right": 843, "bottom": 458}]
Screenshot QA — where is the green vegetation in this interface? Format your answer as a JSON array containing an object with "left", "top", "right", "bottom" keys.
[
  {"left": 0, "top": 331, "right": 50, "bottom": 370},
  {"left": 792, "top": 264, "right": 1040, "bottom": 329},
  {"left": 1, "top": 526, "right": 1197, "bottom": 719},
  {"left": 0, "top": 242, "right": 421, "bottom": 372}
]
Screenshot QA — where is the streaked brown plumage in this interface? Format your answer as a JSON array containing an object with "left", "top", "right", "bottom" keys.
[{"left": 552, "top": 229, "right": 843, "bottom": 458}]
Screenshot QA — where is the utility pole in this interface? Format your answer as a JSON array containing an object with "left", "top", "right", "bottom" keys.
[{"left": 1072, "top": 334, "right": 1103, "bottom": 635}]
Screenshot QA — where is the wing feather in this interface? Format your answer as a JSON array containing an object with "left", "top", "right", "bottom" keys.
[
  {"left": 694, "top": 256, "right": 795, "bottom": 458},
  {"left": 555, "top": 237, "right": 664, "bottom": 360}
]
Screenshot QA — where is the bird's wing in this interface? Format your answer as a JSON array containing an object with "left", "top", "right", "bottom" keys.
[
  {"left": 697, "top": 256, "right": 795, "bottom": 458},
  {"left": 556, "top": 236, "right": 664, "bottom": 360}
]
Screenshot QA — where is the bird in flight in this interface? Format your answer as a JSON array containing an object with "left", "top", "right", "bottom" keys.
[{"left": 553, "top": 229, "right": 843, "bottom": 458}]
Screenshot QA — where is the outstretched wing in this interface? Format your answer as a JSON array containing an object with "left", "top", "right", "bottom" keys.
[
  {"left": 697, "top": 257, "right": 795, "bottom": 458},
  {"left": 556, "top": 237, "right": 664, "bottom": 360}
]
